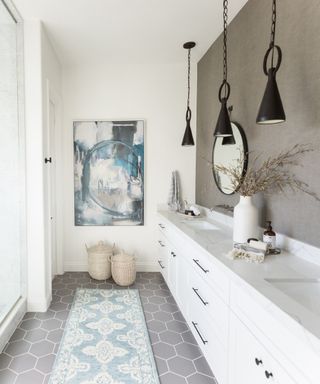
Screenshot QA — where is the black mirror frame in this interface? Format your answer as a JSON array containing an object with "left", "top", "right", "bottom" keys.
[{"left": 212, "top": 121, "right": 249, "bottom": 195}]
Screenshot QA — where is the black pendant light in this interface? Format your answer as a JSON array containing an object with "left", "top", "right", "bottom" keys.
[
  {"left": 181, "top": 41, "right": 196, "bottom": 146},
  {"left": 214, "top": 0, "right": 233, "bottom": 138},
  {"left": 256, "top": 0, "right": 285, "bottom": 124}
]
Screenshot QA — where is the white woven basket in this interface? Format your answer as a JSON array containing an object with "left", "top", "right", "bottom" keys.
[
  {"left": 86, "top": 241, "right": 113, "bottom": 280},
  {"left": 111, "top": 253, "right": 136, "bottom": 286}
]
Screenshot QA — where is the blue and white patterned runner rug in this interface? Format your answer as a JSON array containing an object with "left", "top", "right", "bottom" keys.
[{"left": 49, "top": 289, "right": 160, "bottom": 384}]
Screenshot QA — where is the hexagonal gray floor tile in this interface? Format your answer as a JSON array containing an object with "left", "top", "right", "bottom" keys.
[
  {"left": 36, "top": 353, "right": 56, "bottom": 374},
  {"left": 160, "top": 372, "right": 186, "bottom": 384},
  {"left": 175, "top": 343, "right": 202, "bottom": 360},
  {"left": 19, "top": 319, "right": 41, "bottom": 331},
  {"left": 152, "top": 342, "right": 176, "bottom": 359},
  {"left": 9, "top": 353, "right": 37, "bottom": 373},
  {"left": 0, "top": 369, "right": 17, "bottom": 384},
  {"left": 5, "top": 340, "right": 31, "bottom": 356},
  {"left": 24, "top": 328, "right": 47, "bottom": 343},
  {"left": 15, "top": 370, "right": 44, "bottom": 384},
  {"left": 168, "top": 356, "right": 196, "bottom": 376},
  {"left": 0, "top": 353, "right": 12, "bottom": 369},
  {"left": 30, "top": 340, "right": 54, "bottom": 357}
]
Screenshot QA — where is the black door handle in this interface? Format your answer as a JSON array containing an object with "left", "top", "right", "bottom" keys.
[
  {"left": 255, "top": 358, "right": 263, "bottom": 366},
  {"left": 45, "top": 157, "right": 52, "bottom": 164},
  {"left": 265, "top": 371, "right": 273, "bottom": 379}
]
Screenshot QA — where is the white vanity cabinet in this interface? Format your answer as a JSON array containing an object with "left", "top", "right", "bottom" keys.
[{"left": 156, "top": 213, "right": 320, "bottom": 384}]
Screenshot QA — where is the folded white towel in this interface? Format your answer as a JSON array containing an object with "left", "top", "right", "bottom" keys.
[{"left": 227, "top": 243, "right": 266, "bottom": 263}]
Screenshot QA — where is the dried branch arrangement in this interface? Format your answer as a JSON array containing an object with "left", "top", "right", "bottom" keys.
[{"left": 214, "top": 144, "right": 320, "bottom": 200}]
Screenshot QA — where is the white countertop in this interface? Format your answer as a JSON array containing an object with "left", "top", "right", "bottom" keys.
[{"left": 158, "top": 209, "right": 320, "bottom": 353}]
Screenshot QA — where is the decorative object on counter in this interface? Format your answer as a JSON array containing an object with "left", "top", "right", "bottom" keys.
[
  {"left": 233, "top": 196, "right": 259, "bottom": 243},
  {"left": 212, "top": 121, "right": 248, "bottom": 195},
  {"left": 263, "top": 221, "right": 277, "bottom": 250},
  {"left": 214, "top": 143, "right": 320, "bottom": 243},
  {"left": 228, "top": 242, "right": 267, "bottom": 263},
  {"left": 167, "top": 170, "right": 181, "bottom": 211},
  {"left": 214, "top": 0, "right": 233, "bottom": 138},
  {"left": 256, "top": 0, "right": 285, "bottom": 124},
  {"left": 110, "top": 251, "right": 136, "bottom": 286},
  {"left": 181, "top": 200, "right": 201, "bottom": 217},
  {"left": 86, "top": 241, "right": 113, "bottom": 280},
  {"left": 74, "top": 120, "right": 144, "bottom": 226},
  {"left": 181, "top": 41, "right": 196, "bottom": 146}
]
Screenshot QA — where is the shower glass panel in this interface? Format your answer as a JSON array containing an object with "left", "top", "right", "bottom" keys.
[{"left": 0, "top": 1, "right": 23, "bottom": 324}]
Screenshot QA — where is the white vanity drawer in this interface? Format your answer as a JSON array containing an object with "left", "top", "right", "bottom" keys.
[
  {"left": 229, "top": 312, "right": 299, "bottom": 384},
  {"left": 188, "top": 266, "right": 228, "bottom": 345},
  {"left": 188, "top": 297, "right": 228, "bottom": 384},
  {"left": 187, "top": 245, "right": 229, "bottom": 303}
]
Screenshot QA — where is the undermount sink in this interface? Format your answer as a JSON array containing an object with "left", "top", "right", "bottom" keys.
[
  {"left": 181, "top": 220, "right": 219, "bottom": 231},
  {"left": 265, "top": 278, "right": 320, "bottom": 316}
]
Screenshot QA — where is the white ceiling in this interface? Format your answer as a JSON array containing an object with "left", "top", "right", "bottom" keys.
[{"left": 14, "top": 0, "right": 248, "bottom": 67}]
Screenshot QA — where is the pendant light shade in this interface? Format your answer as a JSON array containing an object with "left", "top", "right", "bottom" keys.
[
  {"left": 182, "top": 41, "right": 196, "bottom": 146},
  {"left": 182, "top": 107, "right": 194, "bottom": 146},
  {"left": 214, "top": 0, "right": 233, "bottom": 138},
  {"left": 256, "top": 0, "right": 286, "bottom": 124},
  {"left": 215, "top": 98, "right": 232, "bottom": 137},
  {"left": 256, "top": 68, "right": 285, "bottom": 124}
]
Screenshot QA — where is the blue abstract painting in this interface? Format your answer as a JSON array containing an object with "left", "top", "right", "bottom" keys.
[{"left": 74, "top": 120, "right": 144, "bottom": 226}]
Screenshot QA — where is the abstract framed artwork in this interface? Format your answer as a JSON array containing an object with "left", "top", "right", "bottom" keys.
[{"left": 74, "top": 120, "right": 144, "bottom": 226}]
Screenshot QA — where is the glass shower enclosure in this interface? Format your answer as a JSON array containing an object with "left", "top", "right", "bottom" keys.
[{"left": 0, "top": 0, "right": 26, "bottom": 328}]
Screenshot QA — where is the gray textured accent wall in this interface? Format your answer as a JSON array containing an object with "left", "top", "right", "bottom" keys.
[{"left": 196, "top": 0, "right": 320, "bottom": 247}]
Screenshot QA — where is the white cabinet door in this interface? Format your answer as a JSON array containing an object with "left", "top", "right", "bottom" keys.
[{"left": 229, "top": 313, "right": 298, "bottom": 384}]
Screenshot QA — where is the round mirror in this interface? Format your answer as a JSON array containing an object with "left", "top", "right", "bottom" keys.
[{"left": 212, "top": 121, "right": 248, "bottom": 195}]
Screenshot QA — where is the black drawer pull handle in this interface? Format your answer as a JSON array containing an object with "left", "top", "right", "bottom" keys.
[
  {"left": 158, "top": 240, "right": 165, "bottom": 247},
  {"left": 191, "top": 321, "right": 208, "bottom": 345},
  {"left": 158, "top": 223, "right": 165, "bottom": 229},
  {"left": 192, "top": 288, "right": 208, "bottom": 306},
  {"left": 255, "top": 358, "right": 263, "bottom": 366},
  {"left": 171, "top": 251, "right": 176, "bottom": 257},
  {"left": 265, "top": 371, "right": 273, "bottom": 379},
  {"left": 158, "top": 260, "right": 165, "bottom": 269},
  {"left": 193, "top": 259, "right": 209, "bottom": 273}
]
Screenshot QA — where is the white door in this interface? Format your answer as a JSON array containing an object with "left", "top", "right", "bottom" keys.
[{"left": 44, "top": 99, "right": 57, "bottom": 280}]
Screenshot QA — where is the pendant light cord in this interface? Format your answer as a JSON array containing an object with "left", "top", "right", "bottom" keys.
[
  {"left": 269, "top": 0, "right": 277, "bottom": 67},
  {"left": 217, "top": 0, "right": 230, "bottom": 102},
  {"left": 187, "top": 48, "right": 191, "bottom": 110},
  {"left": 222, "top": 0, "right": 228, "bottom": 94}
]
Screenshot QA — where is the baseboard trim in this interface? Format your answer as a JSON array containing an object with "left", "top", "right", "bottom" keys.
[
  {"left": 64, "top": 261, "right": 159, "bottom": 273},
  {"left": 27, "top": 291, "right": 52, "bottom": 312},
  {"left": 0, "top": 297, "right": 27, "bottom": 352}
]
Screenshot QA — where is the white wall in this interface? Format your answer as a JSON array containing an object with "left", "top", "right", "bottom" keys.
[
  {"left": 24, "top": 21, "right": 62, "bottom": 311},
  {"left": 61, "top": 63, "right": 196, "bottom": 271}
]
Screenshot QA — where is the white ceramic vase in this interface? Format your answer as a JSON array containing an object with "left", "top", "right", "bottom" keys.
[{"left": 233, "top": 195, "right": 259, "bottom": 243}]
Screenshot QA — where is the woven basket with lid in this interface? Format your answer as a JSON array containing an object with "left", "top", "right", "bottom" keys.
[
  {"left": 86, "top": 241, "right": 113, "bottom": 280},
  {"left": 111, "top": 252, "right": 136, "bottom": 286}
]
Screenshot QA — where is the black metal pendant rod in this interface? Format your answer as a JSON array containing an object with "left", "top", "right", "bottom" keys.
[{"left": 214, "top": 0, "right": 233, "bottom": 138}]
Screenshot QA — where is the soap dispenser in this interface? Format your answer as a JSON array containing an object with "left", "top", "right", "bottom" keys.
[{"left": 263, "top": 221, "right": 276, "bottom": 250}]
